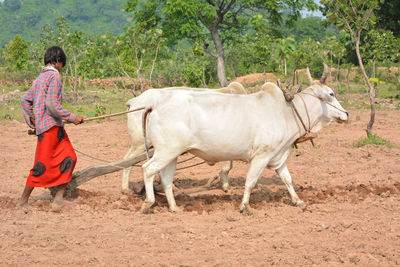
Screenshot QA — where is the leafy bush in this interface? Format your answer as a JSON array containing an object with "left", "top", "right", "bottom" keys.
[
  {"left": 3, "top": 35, "right": 29, "bottom": 70},
  {"left": 182, "top": 63, "right": 204, "bottom": 87},
  {"left": 353, "top": 134, "right": 394, "bottom": 148}
]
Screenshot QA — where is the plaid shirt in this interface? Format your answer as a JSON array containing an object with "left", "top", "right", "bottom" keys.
[{"left": 21, "top": 66, "right": 76, "bottom": 135}]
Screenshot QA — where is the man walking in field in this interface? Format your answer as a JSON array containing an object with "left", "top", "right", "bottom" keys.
[{"left": 18, "top": 46, "right": 84, "bottom": 207}]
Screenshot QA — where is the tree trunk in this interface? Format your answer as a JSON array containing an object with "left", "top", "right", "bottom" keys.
[
  {"left": 73, "top": 53, "right": 78, "bottom": 100},
  {"left": 284, "top": 58, "right": 287, "bottom": 76},
  {"left": 292, "top": 69, "right": 296, "bottom": 86},
  {"left": 335, "top": 58, "right": 340, "bottom": 95},
  {"left": 133, "top": 39, "right": 144, "bottom": 92},
  {"left": 346, "top": 66, "right": 350, "bottom": 94},
  {"left": 202, "top": 67, "right": 207, "bottom": 87},
  {"left": 329, "top": 55, "right": 332, "bottom": 82},
  {"left": 372, "top": 59, "right": 376, "bottom": 78},
  {"left": 263, "top": 65, "right": 266, "bottom": 83},
  {"left": 149, "top": 40, "right": 161, "bottom": 88},
  {"left": 211, "top": 28, "right": 228, "bottom": 87},
  {"left": 355, "top": 30, "right": 376, "bottom": 137}
]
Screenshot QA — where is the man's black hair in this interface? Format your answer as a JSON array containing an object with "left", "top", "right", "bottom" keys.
[{"left": 44, "top": 46, "right": 66, "bottom": 67}]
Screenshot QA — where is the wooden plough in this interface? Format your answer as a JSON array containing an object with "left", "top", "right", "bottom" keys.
[
  {"left": 49, "top": 149, "right": 154, "bottom": 197},
  {"left": 49, "top": 148, "right": 215, "bottom": 197}
]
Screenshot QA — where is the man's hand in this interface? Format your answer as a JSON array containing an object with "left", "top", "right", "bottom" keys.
[
  {"left": 30, "top": 117, "right": 36, "bottom": 127},
  {"left": 73, "top": 115, "right": 85, "bottom": 125}
]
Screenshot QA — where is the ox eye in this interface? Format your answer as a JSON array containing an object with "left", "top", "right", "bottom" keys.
[{"left": 329, "top": 92, "right": 334, "bottom": 97}]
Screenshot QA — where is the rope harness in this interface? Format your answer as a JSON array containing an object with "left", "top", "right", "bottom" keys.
[
  {"left": 281, "top": 87, "right": 348, "bottom": 148},
  {"left": 281, "top": 88, "right": 316, "bottom": 148}
]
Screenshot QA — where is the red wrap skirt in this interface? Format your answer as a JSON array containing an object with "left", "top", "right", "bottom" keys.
[{"left": 26, "top": 126, "right": 77, "bottom": 187}]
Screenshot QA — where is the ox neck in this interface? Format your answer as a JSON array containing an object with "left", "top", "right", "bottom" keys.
[{"left": 288, "top": 89, "right": 323, "bottom": 140}]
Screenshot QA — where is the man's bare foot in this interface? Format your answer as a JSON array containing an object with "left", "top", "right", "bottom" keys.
[
  {"left": 17, "top": 199, "right": 29, "bottom": 208},
  {"left": 52, "top": 199, "right": 74, "bottom": 207}
]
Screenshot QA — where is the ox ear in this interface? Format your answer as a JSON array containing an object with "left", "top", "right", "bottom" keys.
[{"left": 319, "top": 62, "right": 329, "bottom": 84}]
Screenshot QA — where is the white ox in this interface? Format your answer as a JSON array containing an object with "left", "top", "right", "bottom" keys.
[
  {"left": 122, "top": 82, "right": 247, "bottom": 192},
  {"left": 140, "top": 81, "right": 349, "bottom": 213}
]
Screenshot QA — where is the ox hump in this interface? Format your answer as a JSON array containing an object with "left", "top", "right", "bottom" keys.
[
  {"left": 261, "top": 82, "right": 283, "bottom": 99},
  {"left": 226, "top": 82, "right": 247, "bottom": 94}
]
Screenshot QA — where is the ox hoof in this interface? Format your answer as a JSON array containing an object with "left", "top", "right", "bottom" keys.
[
  {"left": 222, "top": 183, "right": 229, "bottom": 193},
  {"left": 294, "top": 200, "right": 307, "bottom": 210},
  {"left": 239, "top": 203, "right": 252, "bottom": 215},
  {"left": 141, "top": 201, "right": 154, "bottom": 214},
  {"left": 121, "top": 189, "right": 132, "bottom": 195},
  {"left": 169, "top": 206, "right": 183, "bottom": 213}
]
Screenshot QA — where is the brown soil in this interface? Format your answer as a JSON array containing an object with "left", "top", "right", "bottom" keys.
[{"left": 1, "top": 108, "right": 400, "bottom": 266}]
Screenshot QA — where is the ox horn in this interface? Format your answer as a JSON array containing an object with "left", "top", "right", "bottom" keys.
[
  {"left": 320, "top": 62, "right": 329, "bottom": 84},
  {"left": 276, "top": 79, "right": 282, "bottom": 89},
  {"left": 305, "top": 67, "right": 313, "bottom": 85}
]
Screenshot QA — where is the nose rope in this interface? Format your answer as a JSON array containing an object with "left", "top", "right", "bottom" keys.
[
  {"left": 300, "top": 91, "right": 348, "bottom": 114},
  {"left": 283, "top": 93, "right": 316, "bottom": 147}
]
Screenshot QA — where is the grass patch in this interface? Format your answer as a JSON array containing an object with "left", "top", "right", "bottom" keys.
[{"left": 353, "top": 134, "right": 394, "bottom": 148}]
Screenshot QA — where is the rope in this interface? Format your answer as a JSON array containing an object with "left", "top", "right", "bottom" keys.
[
  {"left": 74, "top": 148, "right": 142, "bottom": 170},
  {"left": 297, "top": 94, "right": 311, "bottom": 131},
  {"left": 289, "top": 100, "right": 308, "bottom": 134},
  {"left": 176, "top": 161, "right": 206, "bottom": 171},
  {"left": 300, "top": 91, "right": 348, "bottom": 114},
  {"left": 74, "top": 148, "right": 202, "bottom": 171},
  {"left": 177, "top": 155, "right": 197, "bottom": 164}
]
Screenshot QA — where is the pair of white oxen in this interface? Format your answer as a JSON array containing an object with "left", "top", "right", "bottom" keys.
[{"left": 122, "top": 78, "right": 349, "bottom": 214}]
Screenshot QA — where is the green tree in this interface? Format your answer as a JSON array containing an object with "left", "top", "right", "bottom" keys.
[
  {"left": 291, "top": 38, "right": 324, "bottom": 84},
  {"left": 3, "top": 34, "right": 29, "bottom": 70},
  {"left": 275, "top": 37, "right": 295, "bottom": 76},
  {"left": 327, "top": 35, "right": 346, "bottom": 88},
  {"left": 248, "top": 14, "right": 273, "bottom": 83},
  {"left": 363, "top": 29, "right": 399, "bottom": 78},
  {"left": 116, "top": 25, "right": 164, "bottom": 91},
  {"left": 78, "top": 33, "right": 119, "bottom": 79},
  {"left": 125, "top": 0, "right": 317, "bottom": 86},
  {"left": 321, "top": 0, "right": 381, "bottom": 137}
]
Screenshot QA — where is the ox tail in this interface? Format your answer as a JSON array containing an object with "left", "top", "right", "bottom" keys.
[{"left": 142, "top": 107, "right": 153, "bottom": 160}]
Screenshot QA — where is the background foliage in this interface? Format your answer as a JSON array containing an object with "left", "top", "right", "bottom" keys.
[
  {"left": 0, "top": 0, "right": 399, "bottom": 93},
  {"left": 0, "top": 0, "right": 129, "bottom": 46}
]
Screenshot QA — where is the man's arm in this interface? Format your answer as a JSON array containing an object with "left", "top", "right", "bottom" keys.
[{"left": 21, "top": 87, "right": 35, "bottom": 129}]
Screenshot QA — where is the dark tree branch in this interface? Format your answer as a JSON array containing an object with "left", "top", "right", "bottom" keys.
[
  {"left": 221, "top": 17, "right": 238, "bottom": 27},
  {"left": 203, "top": 40, "right": 217, "bottom": 57},
  {"left": 218, "top": 0, "right": 225, "bottom": 10},
  {"left": 206, "top": 0, "right": 216, "bottom": 6},
  {"left": 222, "top": 0, "right": 236, "bottom": 15}
]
